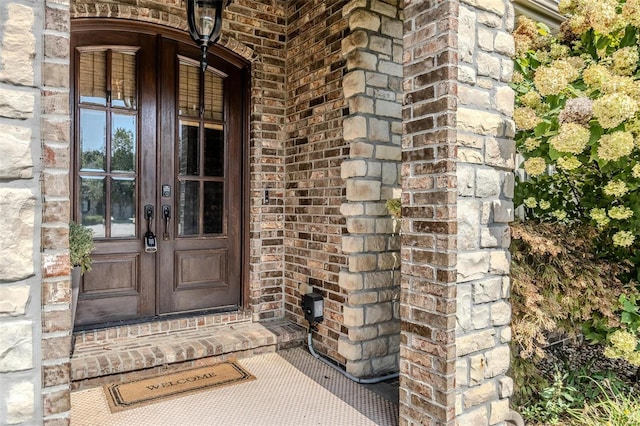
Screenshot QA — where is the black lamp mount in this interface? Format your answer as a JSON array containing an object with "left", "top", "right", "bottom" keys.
[{"left": 186, "top": 0, "right": 231, "bottom": 72}]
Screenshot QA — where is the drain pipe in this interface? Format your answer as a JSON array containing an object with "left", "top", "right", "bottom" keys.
[{"left": 307, "top": 331, "right": 399, "bottom": 384}]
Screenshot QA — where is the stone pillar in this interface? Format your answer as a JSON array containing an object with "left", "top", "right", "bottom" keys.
[
  {"left": 339, "top": 0, "right": 403, "bottom": 377},
  {"left": 454, "top": 0, "right": 515, "bottom": 425},
  {"left": 0, "top": 1, "right": 41, "bottom": 424},
  {"left": 401, "top": 0, "right": 515, "bottom": 422}
]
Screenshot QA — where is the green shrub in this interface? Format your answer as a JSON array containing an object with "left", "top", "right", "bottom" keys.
[
  {"left": 512, "top": 0, "right": 640, "bottom": 367},
  {"left": 568, "top": 379, "right": 640, "bottom": 425}
]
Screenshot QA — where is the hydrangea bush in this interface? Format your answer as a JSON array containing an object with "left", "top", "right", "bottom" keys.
[{"left": 512, "top": 0, "right": 640, "bottom": 366}]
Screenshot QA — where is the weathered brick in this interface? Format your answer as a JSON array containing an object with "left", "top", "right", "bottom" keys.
[
  {"left": 490, "top": 398, "right": 510, "bottom": 425},
  {"left": 343, "top": 70, "right": 366, "bottom": 98},
  {"left": 365, "top": 302, "right": 392, "bottom": 324},
  {"left": 464, "top": 381, "right": 496, "bottom": 409},
  {"left": 343, "top": 305, "right": 365, "bottom": 327},
  {"left": 0, "top": 189, "right": 35, "bottom": 281},
  {"left": 43, "top": 389, "right": 71, "bottom": 416},
  {"left": 43, "top": 363, "right": 71, "bottom": 387},
  {"left": 485, "top": 345, "right": 510, "bottom": 378},
  {"left": 42, "top": 310, "right": 72, "bottom": 333}
]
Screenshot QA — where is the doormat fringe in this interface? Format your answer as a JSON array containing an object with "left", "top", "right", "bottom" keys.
[{"left": 104, "top": 360, "right": 255, "bottom": 412}]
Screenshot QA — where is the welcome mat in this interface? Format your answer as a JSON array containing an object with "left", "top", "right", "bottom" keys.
[{"left": 104, "top": 360, "right": 255, "bottom": 412}]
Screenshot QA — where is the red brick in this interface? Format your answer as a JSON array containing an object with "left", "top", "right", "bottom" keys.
[{"left": 42, "top": 253, "right": 71, "bottom": 278}]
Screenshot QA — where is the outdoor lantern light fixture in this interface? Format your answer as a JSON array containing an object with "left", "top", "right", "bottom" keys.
[{"left": 186, "top": 0, "right": 231, "bottom": 72}]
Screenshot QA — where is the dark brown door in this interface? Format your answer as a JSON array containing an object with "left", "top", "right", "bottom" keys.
[
  {"left": 156, "top": 39, "right": 243, "bottom": 314},
  {"left": 72, "top": 28, "right": 244, "bottom": 327}
]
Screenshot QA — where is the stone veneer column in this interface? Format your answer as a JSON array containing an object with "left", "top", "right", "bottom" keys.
[
  {"left": 339, "top": 0, "right": 404, "bottom": 377},
  {"left": 0, "top": 1, "right": 42, "bottom": 424},
  {"left": 454, "top": 0, "right": 515, "bottom": 424},
  {"left": 402, "top": 0, "right": 516, "bottom": 424}
]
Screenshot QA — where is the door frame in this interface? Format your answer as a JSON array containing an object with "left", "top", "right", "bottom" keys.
[{"left": 70, "top": 19, "right": 252, "bottom": 318}]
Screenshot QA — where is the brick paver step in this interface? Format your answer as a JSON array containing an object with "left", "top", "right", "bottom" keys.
[{"left": 71, "top": 318, "right": 306, "bottom": 382}]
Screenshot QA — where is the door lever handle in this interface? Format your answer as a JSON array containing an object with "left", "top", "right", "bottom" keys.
[
  {"left": 144, "top": 205, "right": 154, "bottom": 221},
  {"left": 162, "top": 205, "right": 171, "bottom": 240},
  {"left": 143, "top": 205, "right": 157, "bottom": 252}
]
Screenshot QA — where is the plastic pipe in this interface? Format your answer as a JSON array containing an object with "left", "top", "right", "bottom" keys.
[{"left": 307, "top": 332, "right": 399, "bottom": 384}]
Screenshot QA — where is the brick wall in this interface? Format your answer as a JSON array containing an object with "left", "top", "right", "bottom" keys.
[
  {"left": 283, "top": 0, "right": 350, "bottom": 361},
  {"left": 223, "top": 0, "right": 289, "bottom": 322},
  {"left": 41, "top": 0, "right": 74, "bottom": 422},
  {"left": 400, "top": 0, "right": 460, "bottom": 423},
  {"left": 0, "top": 0, "right": 44, "bottom": 424}
]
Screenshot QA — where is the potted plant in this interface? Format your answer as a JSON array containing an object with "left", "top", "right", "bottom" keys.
[{"left": 69, "top": 221, "right": 94, "bottom": 325}]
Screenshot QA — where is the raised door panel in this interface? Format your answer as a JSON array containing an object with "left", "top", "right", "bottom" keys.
[{"left": 175, "top": 249, "right": 228, "bottom": 290}]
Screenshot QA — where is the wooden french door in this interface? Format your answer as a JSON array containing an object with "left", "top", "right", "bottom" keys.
[{"left": 71, "top": 25, "right": 245, "bottom": 327}]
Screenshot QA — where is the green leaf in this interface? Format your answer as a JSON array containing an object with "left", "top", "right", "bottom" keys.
[
  {"left": 620, "top": 294, "right": 639, "bottom": 312},
  {"left": 548, "top": 146, "right": 562, "bottom": 161},
  {"left": 596, "top": 35, "right": 610, "bottom": 51},
  {"left": 620, "top": 26, "right": 638, "bottom": 48},
  {"left": 534, "top": 122, "right": 551, "bottom": 138}
]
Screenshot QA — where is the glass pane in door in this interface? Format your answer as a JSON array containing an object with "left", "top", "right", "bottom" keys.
[
  {"left": 80, "top": 176, "right": 106, "bottom": 237},
  {"left": 178, "top": 121, "right": 199, "bottom": 176},
  {"left": 178, "top": 181, "right": 200, "bottom": 236},
  {"left": 77, "top": 47, "right": 139, "bottom": 239},
  {"left": 111, "top": 51, "right": 137, "bottom": 109},
  {"left": 204, "top": 124, "right": 224, "bottom": 177},
  {"left": 203, "top": 71, "right": 223, "bottom": 120},
  {"left": 111, "top": 178, "right": 135, "bottom": 237},
  {"left": 79, "top": 109, "right": 106, "bottom": 171},
  {"left": 79, "top": 51, "right": 107, "bottom": 106},
  {"left": 203, "top": 182, "right": 223, "bottom": 234},
  {"left": 178, "top": 61, "right": 200, "bottom": 117},
  {"left": 111, "top": 114, "right": 136, "bottom": 172}
]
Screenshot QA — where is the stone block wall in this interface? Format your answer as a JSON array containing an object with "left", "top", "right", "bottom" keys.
[
  {"left": 454, "top": 0, "right": 515, "bottom": 424},
  {"left": 336, "top": 0, "right": 403, "bottom": 376},
  {"left": 0, "top": 1, "right": 43, "bottom": 424}
]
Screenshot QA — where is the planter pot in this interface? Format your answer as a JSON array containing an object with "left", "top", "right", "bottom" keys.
[{"left": 71, "top": 266, "right": 81, "bottom": 328}]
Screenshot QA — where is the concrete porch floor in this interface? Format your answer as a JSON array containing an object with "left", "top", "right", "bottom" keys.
[{"left": 70, "top": 347, "right": 400, "bottom": 425}]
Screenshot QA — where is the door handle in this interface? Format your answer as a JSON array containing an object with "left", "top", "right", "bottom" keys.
[
  {"left": 144, "top": 204, "right": 157, "bottom": 253},
  {"left": 162, "top": 205, "right": 171, "bottom": 240}
]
